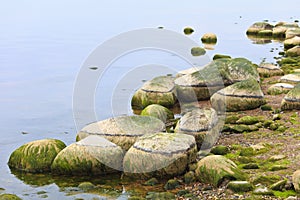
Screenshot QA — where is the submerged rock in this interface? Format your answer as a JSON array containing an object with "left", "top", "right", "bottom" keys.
[
  {"left": 211, "top": 78, "right": 265, "bottom": 112},
  {"left": 257, "top": 63, "right": 284, "bottom": 77},
  {"left": 8, "top": 139, "right": 66, "bottom": 173},
  {"left": 195, "top": 155, "right": 245, "bottom": 187},
  {"left": 51, "top": 135, "right": 124, "bottom": 175},
  {"left": 76, "top": 115, "right": 165, "bottom": 150},
  {"left": 174, "top": 108, "right": 220, "bottom": 149},
  {"left": 131, "top": 76, "right": 177, "bottom": 109},
  {"left": 175, "top": 58, "right": 259, "bottom": 102},
  {"left": 191, "top": 47, "right": 206, "bottom": 56},
  {"left": 267, "top": 83, "right": 294, "bottom": 95},
  {"left": 281, "top": 83, "right": 300, "bottom": 110},
  {"left": 201, "top": 33, "right": 217, "bottom": 44},
  {"left": 123, "top": 132, "right": 197, "bottom": 179},
  {"left": 141, "top": 104, "right": 174, "bottom": 124}
]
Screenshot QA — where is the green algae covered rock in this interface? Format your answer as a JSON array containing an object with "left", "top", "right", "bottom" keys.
[
  {"left": 140, "top": 104, "right": 174, "bottom": 124},
  {"left": 146, "top": 192, "right": 175, "bottom": 200},
  {"left": 175, "top": 58, "right": 259, "bottom": 102},
  {"left": 51, "top": 135, "right": 124, "bottom": 175},
  {"left": 257, "top": 63, "right": 284, "bottom": 77},
  {"left": 281, "top": 83, "right": 300, "bottom": 110},
  {"left": 195, "top": 155, "right": 245, "bottom": 187},
  {"left": 76, "top": 115, "right": 165, "bottom": 151},
  {"left": 191, "top": 47, "right": 206, "bottom": 56},
  {"left": 227, "top": 181, "right": 253, "bottom": 192},
  {"left": 8, "top": 139, "right": 66, "bottom": 173},
  {"left": 174, "top": 108, "right": 220, "bottom": 149},
  {"left": 183, "top": 27, "right": 194, "bottom": 35},
  {"left": 211, "top": 78, "right": 265, "bottom": 112},
  {"left": 0, "top": 194, "right": 22, "bottom": 200},
  {"left": 123, "top": 132, "right": 197, "bottom": 179},
  {"left": 131, "top": 76, "right": 177, "bottom": 109}
]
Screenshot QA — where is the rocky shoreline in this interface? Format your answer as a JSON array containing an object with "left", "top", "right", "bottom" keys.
[{"left": 4, "top": 21, "right": 300, "bottom": 200}]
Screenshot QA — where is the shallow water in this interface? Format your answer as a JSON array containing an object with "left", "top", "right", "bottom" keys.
[{"left": 0, "top": 0, "right": 299, "bottom": 199}]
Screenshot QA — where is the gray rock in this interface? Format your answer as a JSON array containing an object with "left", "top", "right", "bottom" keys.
[
  {"left": 76, "top": 115, "right": 165, "bottom": 150},
  {"left": 281, "top": 83, "right": 300, "bottom": 110},
  {"left": 51, "top": 135, "right": 124, "bottom": 175},
  {"left": 174, "top": 108, "right": 220, "bottom": 149},
  {"left": 131, "top": 76, "right": 177, "bottom": 109},
  {"left": 123, "top": 132, "right": 197, "bottom": 179},
  {"left": 280, "top": 73, "right": 300, "bottom": 83}
]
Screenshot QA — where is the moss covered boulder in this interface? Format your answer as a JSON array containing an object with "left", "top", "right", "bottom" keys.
[
  {"left": 246, "top": 22, "right": 273, "bottom": 35},
  {"left": 257, "top": 63, "right": 284, "bottom": 77},
  {"left": 286, "top": 46, "right": 300, "bottom": 57},
  {"left": 286, "top": 28, "right": 300, "bottom": 39},
  {"left": 76, "top": 115, "right": 165, "bottom": 151},
  {"left": 140, "top": 104, "right": 174, "bottom": 124},
  {"left": 8, "top": 139, "right": 66, "bottom": 173},
  {"left": 51, "top": 135, "right": 124, "bottom": 175},
  {"left": 174, "top": 108, "right": 220, "bottom": 149},
  {"left": 175, "top": 58, "right": 259, "bottom": 102},
  {"left": 195, "top": 155, "right": 245, "bottom": 187},
  {"left": 284, "top": 36, "right": 300, "bottom": 50},
  {"left": 201, "top": 33, "right": 217, "bottom": 44},
  {"left": 281, "top": 83, "right": 300, "bottom": 110},
  {"left": 292, "top": 170, "right": 300, "bottom": 192},
  {"left": 267, "top": 83, "right": 294, "bottom": 95},
  {"left": 123, "top": 132, "right": 197, "bottom": 179},
  {"left": 131, "top": 76, "right": 177, "bottom": 109},
  {"left": 211, "top": 78, "right": 265, "bottom": 112}
]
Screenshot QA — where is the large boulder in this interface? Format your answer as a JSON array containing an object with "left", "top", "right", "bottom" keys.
[
  {"left": 131, "top": 76, "right": 177, "bottom": 109},
  {"left": 76, "top": 115, "right": 165, "bottom": 151},
  {"left": 174, "top": 108, "right": 220, "bottom": 150},
  {"left": 8, "top": 139, "right": 66, "bottom": 173},
  {"left": 51, "top": 135, "right": 124, "bottom": 175},
  {"left": 123, "top": 132, "right": 197, "bottom": 179},
  {"left": 211, "top": 78, "right": 265, "bottom": 112},
  {"left": 140, "top": 104, "right": 174, "bottom": 124},
  {"left": 175, "top": 58, "right": 259, "bottom": 102},
  {"left": 195, "top": 155, "right": 245, "bottom": 187},
  {"left": 281, "top": 83, "right": 300, "bottom": 110}
]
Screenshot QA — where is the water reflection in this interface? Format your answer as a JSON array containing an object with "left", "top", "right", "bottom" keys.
[{"left": 247, "top": 35, "right": 272, "bottom": 44}]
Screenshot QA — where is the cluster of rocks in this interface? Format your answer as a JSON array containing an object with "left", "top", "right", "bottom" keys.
[{"left": 246, "top": 21, "right": 300, "bottom": 55}]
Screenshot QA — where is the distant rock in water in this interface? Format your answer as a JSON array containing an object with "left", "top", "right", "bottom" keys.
[
  {"left": 123, "top": 132, "right": 197, "bottom": 179},
  {"left": 131, "top": 76, "right": 177, "bottom": 109},
  {"left": 174, "top": 108, "right": 220, "bottom": 150},
  {"left": 284, "top": 36, "right": 300, "bottom": 50},
  {"left": 286, "top": 45, "right": 300, "bottom": 57},
  {"left": 201, "top": 33, "right": 217, "bottom": 44},
  {"left": 246, "top": 22, "right": 273, "bottom": 36},
  {"left": 183, "top": 27, "right": 194, "bottom": 35},
  {"left": 51, "top": 135, "right": 124, "bottom": 175},
  {"left": 281, "top": 83, "right": 300, "bottom": 110},
  {"left": 211, "top": 78, "right": 265, "bottom": 112},
  {"left": 76, "top": 115, "right": 165, "bottom": 151},
  {"left": 8, "top": 139, "right": 66, "bottom": 173}
]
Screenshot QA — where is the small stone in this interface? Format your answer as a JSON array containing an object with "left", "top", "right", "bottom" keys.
[
  {"left": 269, "top": 154, "right": 286, "bottom": 162},
  {"left": 143, "top": 178, "right": 159, "bottom": 186},
  {"left": 227, "top": 181, "right": 253, "bottom": 192},
  {"left": 78, "top": 182, "right": 95, "bottom": 191},
  {"left": 210, "top": 145, "right": 230, "bottom": 155},
  {"left": 164, "top": 179, "right": 180, "bottom": 190},
  {"left": 191, "top": 47, "right": 206, "bottom": 56},
  {"left": 184, "top": 27, "right": 194, "bottom": 35},
  {"left": 253, "top": 186, "right": 273, "bottom": 195},
  {"left": 201, "top": 33, "right": 217, "bottom": 44},
  {"left": 236, "top": 116, "right": 260, "bottom": 125},
  {"left": 184, "top": 171, "right": 196, "bottom": 184},
  {"left": 270, "top": 179, "right": 287, "bottom": 191}
]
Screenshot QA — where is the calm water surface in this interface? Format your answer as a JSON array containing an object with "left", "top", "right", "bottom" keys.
[{"left": 0, "top": 0, "right": 299, "bottom": 199}]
